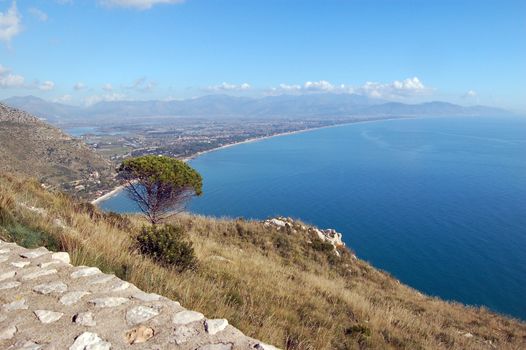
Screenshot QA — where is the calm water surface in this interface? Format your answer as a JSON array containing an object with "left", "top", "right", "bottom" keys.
[{"left": 100, "top": 116, "right": 526, "bottom": 320}]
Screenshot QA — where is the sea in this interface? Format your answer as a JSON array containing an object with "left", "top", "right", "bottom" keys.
[{"left": 99, "top": 116, "right": 526, "bottom": 320}]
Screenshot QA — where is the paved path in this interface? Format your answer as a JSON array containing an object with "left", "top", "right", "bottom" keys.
[{"left": 0, "top": 240, "right": 278, "bottom": 350}]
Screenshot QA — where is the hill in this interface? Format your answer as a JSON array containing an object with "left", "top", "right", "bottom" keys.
[
  {"left": 0, "top": 173, "right": 524, "bottom": 349},
  {"left": 0, "top": 103, "right": 116, "bottom": 199},
  {"left": 2, "top": 95, "right": 511, "bottom": 125}
]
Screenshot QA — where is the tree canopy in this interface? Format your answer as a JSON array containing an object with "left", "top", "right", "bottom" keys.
[{"left": 117, "top": 155, "right": 202, "bottom": 224}]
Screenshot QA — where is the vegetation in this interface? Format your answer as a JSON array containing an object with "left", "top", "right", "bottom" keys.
[
  {"left": 137, "top": 224, "right": 197, "bottom": 271},
  {"left": 1, "top": 173, "right": 525, "bottom": 350},
  {"left": 117, "top": 155, "right": 203, "bottom": 224}
]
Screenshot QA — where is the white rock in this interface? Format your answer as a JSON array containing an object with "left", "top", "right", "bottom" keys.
[
  {"left": 14, "top": 340, "right": 42, "bottom": 350},
  {"left": 0, "top": 256, "right": 8, "bottom": 263},
  {"left": 0, "top": 270, "right": 16, "bottom": 281},
  {"left": 4, "top": 299, "right": 28, "bottom": 311},
  {"left": 60, "top": 291, "right": 91, "bottom": 306},
  {"left": 71, "top": 267, "right": 101, "bottom": 278},
  {"left": 69, "top": 332, "right": 111, "bottom": 350},
  {"left": 20, "top": 249, "right": 48, "bottom": 259},
  {"left": 198, "top": 344, "right": 233, "bottom": 350},
  {"left": 111, "top": 280, "right": 130, "bottom": 292},
  {"left": 33, "top": 281, "right": 68, "bottom": 294},
  {"left": 464, "top": 332, "right": 474, "bottom": 338},
  {"left": 34, "top": 309, "right": 64, "bottom": 324},
  {"left": 172, "top": 310, "right": 204, "bottom": 325},
  {"left": 254, "top": 343, "right": 280, "bottom": 350},
  {"left": 126, "top": 305, "right": 160, "bottom": 325},
  {"left": 52, "top": 252, "right": 71, "bottom": 264},
  {"left": 39, "top": 260, "right": 60, "bottom": 268},
  {"left": 0, "top": 325, "right": 17, "bottom": 340},
  {"left": 0, "top": 281, "right": 21, "bottom": 290},
  {"left": 73, "top": 312, "right": 96, "bottom": 327},
  {"left": 22, "top": 269, "right": 57, "bottom": 280},
  {"left": 11, "top": 261, "right": 30, "bottom": 268},
  {"left": 89, "top": 297, "right": 129, "bottom": 308},
  {"left": 205, "top": 319, "right": 229, "bottom": 335},
  {"left": 132, "top": 292, "right": 161, "bottom": 302},
  {"left": 0, "top": 248, "right": 10, "bottom": 254},
  {"left": 173, "top": 325, "right": 199, "bottom": 344},
  {"left": 269, "top": 219, "right": 286, "bottom": 227},
  {"left": 88, "top": 275, "right": 114, "bottom": 285}
]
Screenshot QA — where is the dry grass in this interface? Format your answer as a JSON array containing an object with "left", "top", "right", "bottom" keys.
[{"left": 1, "top": 173, "right": 525, "bottom": 350}]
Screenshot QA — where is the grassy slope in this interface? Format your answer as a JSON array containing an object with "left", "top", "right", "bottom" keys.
[
  {"left": 1, "top": 173, "right": 525, "bottom": 350},
  {"left": 0, "top": 103, "right": 115, "bottom": 199}
]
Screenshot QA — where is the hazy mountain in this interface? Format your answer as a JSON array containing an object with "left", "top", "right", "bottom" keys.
[{"left": 2, "top": 94, "right": 511, "bottom": 125}]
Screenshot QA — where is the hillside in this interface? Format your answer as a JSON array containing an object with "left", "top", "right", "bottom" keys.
[
  {"left": 0, "top": 103, "right": 116, "bottom": 199},
  {"left": 1, "top": 173, "right": 525, "bottom": 349}
]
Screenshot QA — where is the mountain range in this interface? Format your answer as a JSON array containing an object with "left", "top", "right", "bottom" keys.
[{"left": 1, "top": 94, "right": 511, "bottom": 125}]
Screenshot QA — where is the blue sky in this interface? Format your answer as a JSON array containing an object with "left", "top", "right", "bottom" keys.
[{"left": 0, "top": 0, "right": 525, "bottom": 111}]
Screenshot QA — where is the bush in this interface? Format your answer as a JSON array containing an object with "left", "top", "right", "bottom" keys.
[{"left": 137, "top": 224, "right": 197, "bottom": 272}]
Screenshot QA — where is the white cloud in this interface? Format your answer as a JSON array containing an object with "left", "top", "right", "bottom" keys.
[
  {"left": 0, "top": 1, "right": 22, "bottom": 46},
  {"left": 464, "top": 90, "right": 477, "bottom": 98},
  {"left": 84, "top": 92, "right": 127, "bottom": 106},
  {"left": 207, "top": 82, "right": 251, "bottom": 92},
  {"left": 100, "top": 0, "right": 185, "bottom": 10},
  {"left": 126, "top": 77, "right": 156, "bottom": 92},
  {"left": 270, "top": 80, "right": 348, "bottom": 94},
  {"left": 39, "top": 80, "right": 55, "bottom": 91},
  {"left": 0, "top": 64, "right": 25, "bottom": 88},
  {"left": 53, "top": 94, "right": 72, "bottom": 103},
  {"left": 73, "top": 82, "right": 85, "bottom": 90},
  {"left": 102, "top": 83, "right": 113, "bottom": 92},
  {"left": 29, "top": 7, "right": 48, "bottom": 22},
  {"left": 357, "top": 77, "right": 428, "bottom": 98}
]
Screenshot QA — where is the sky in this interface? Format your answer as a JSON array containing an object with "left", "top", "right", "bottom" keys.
[{"left": 0, "top": 0, "right": 525, "bottom": 111}]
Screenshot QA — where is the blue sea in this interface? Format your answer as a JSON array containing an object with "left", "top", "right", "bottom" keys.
[{"left": 99, "top": 116, "right": 526, "bottom": 320}]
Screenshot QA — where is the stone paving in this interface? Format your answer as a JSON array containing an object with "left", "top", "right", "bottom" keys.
[{"left": 0, "top": 240, "right": 279, "bottom": 350}]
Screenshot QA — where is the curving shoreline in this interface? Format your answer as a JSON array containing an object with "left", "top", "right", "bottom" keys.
[{"left": 91, "top": 117, "right": 399, "bottom": 205}]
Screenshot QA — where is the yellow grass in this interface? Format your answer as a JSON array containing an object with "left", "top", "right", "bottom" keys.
[{"left": 1, "top": 173, "right": 525, "bottom": 349}]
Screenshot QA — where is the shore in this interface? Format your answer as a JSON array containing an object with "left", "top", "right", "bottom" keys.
[{"left": 91, "top": 117, "right": 399, "bottom": 204}]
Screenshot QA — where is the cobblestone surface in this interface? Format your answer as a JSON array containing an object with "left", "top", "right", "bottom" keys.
[{"left": 0, "top": 240, "right": 279, "bottom": 350}]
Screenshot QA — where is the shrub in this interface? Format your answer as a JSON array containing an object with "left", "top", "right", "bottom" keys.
[{"left": 136, "top": 224, "right": 197, "bottom": 272}]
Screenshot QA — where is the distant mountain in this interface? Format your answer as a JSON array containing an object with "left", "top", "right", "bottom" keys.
[
  {"left": 2, "top": 94, "right": 511, "bottom": 124},
  {"left": 0, "top": 103, "right": 115, "bottom": 199}
]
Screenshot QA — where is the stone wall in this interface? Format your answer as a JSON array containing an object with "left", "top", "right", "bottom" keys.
[{"left": 0, "top": 240, "right": 278, "bottom": 350}]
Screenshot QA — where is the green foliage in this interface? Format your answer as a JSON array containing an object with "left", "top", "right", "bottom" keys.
[
  {"left": 118, "top": 155, "right": 203, "bottom": 195},
  {"left": 4, "top": 223, "right": 60, "bottom": 251},
  {"left": 136, "top": 224, "right": 197, "bottom": 272},
  {"left": 117, "top": 155, "right": 203, "bottom": 223}
]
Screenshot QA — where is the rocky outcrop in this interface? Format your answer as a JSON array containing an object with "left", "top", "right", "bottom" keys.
[
  {"left": 263, "top": 217, "right": 345, "bottom": 256},
  {"left": 0, "top": 240, "right": 279, "bottom": 350}
]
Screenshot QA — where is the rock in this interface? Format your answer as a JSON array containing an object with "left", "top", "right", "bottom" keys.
[
  {"left": 0, "top": 281, "right": 21, "bottom": 290},
  {"left": 14, "top": 340, "right": 42, "bottom": 350},
  {"left": 464, "top": 332, "right": 474, "bottom": 338},
  {"left": 22, "top": 269, "right": 57, "bottom": 280},
  {"left": 254, "top": 343, "right": 280, "bottom": 350},
  {"left": 173, "top": 325, "right": 199, "bottom": 344},
  {"left": 73, "top": 312, "right": 96, "bottom": 327},
  {"left": 20, "top": 249, "right": 48, "bottom": 259},
  {"left": 0, "top": 270, "right": 16, "bottom": 281},
  {"left": 70, "top": 267, "right": 101, "bottom": 278},
  {"left": 33, "top": 281, "right": 68, "bottom": 295},
  {"left": 110, "top": 280, "right": 130, "bottom": 292},
  {"left": 88, "top": 275, "right": 114, "bottom": 285},
  {"left": 11, "top": 261, "right": 30, "bottom": 268},
  {"left": 60, "top": 291, "right": 91, "bottom": 306},
  {"left": 51, "top": 252, "right": 71, "bottom": 264},
  {"left": 0, "top": 248, "right": 10, "bottom": 254},
  {"left": 38, "top": 261, "right": 60, "bottom": 268},
  {"left": 4, "top": 299, "right": 28, "bottom": 311},
  {"left": 126, "top": 305, "right": 160, "bottom": 325},
  {"left": 34, "top": 310, "right": 64, "bottom": 324},
  {"left": 205, "top": 319, "right": 229, "bottom": 335},
  {"left": 89, "top": 297, "right": 129, "bottom": 308},
  {"left": 69, "top": 332, "right": 111, "bottom": 350},
  {"left": 0, "top": 256, "right": 8, "bottom": 263},
  {"left": 132, "top": 291, "right": 161, "bottom": 302},
  {"left": 269, "top": 219, "right": 286, "bottom": 227},
  {"left": 172, "top": 310, "right": 205, "bottom": 325},
  {"left": 198, "top": 344, "right": 234, "bottom": 350},
  {"left": 125, "top": 325, "right": 154, "bottom": 344},
  {"left": 0, "top": 325, "right": 17, "bottom": 340}
]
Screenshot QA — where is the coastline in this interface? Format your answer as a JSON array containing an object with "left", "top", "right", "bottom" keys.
[{"left": 91, "top": 117, "right": 400, "bottom": 205}]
